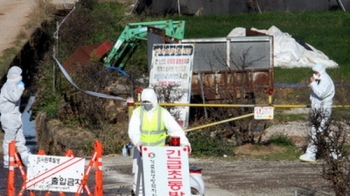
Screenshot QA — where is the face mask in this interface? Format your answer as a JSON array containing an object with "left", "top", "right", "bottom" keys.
[
  {"left": 142, "top": 103, "right": 153, "bottom": 111},
  {"left": 313, "top": 73, "right": 320, "bottom": 80}
]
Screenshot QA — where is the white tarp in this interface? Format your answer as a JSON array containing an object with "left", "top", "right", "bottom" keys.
[{"left": 228, "top": 26, "right": 338, "bottom": 68}]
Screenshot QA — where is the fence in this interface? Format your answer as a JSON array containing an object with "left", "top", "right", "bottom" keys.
[
  {"left": 7, "top": 140, "right": 103, "bottom": 196},
  {"left": 127, "top": 96, "right": 350, "bottom": 132}
]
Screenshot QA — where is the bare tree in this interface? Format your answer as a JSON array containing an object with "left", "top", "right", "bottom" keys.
[{"left": 309, "top": 109, "right": 350, "bottom": 196}]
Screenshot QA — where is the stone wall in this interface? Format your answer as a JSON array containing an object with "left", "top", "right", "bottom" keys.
[{"left": 35, "top": 112, "right": 96, "bottom": 157}]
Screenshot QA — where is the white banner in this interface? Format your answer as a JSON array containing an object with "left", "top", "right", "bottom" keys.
[
  {"left": 26, "top": 155, "right": 85, "bottom": 193},
  {"left": 149, "top": 44, "right": 195, "bottom": 128}
]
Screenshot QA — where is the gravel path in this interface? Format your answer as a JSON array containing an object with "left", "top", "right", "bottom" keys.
[{"left": 104, "top": 156, "right": 335, "bottom": 196}]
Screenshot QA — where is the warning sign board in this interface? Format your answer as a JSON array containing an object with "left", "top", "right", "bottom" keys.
[
  {"left": 149, "top": 44, "right": 195, "bottom": 128},
  {"left": 26, "top": 155, "right": 85, "bottom": 193},
  {"left": 254, "top": 106, "right": 274, "bottom": 120},
  {"left": 142, "top": 146, "right": 191, "bottom": 195}
]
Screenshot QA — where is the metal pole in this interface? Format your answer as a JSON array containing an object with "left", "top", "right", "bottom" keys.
[
  {"left": 158, "top": 103, "right": 256, "bottom": 108},
  {"left": 198, "top": 72, "right": 208, "bottom": 120},
  {"left": 336, "top": 0, "right": 346, "bottom": 11},
  {"left": 130, "top": 0, "right": 140, "bottom": 15},
  {"left": 135, "top": 102, "right": 350, "bottom": 109},
  {"left": 274, "top": 104, "right": 310, "bottom": 108},
  {"left": 185, "top": 113, "right": 254, "bottom": 132}
]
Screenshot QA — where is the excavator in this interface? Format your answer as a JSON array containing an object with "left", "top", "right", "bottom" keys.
[{"left": 102, "top": 20, "right": 186, "bottom": 76}]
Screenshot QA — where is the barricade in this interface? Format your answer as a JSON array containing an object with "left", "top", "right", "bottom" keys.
[{"left": 7, "top": 140, "right": 103, "bottom": 196}]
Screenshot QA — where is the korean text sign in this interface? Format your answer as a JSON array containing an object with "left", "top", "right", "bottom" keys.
[
  {"left": 26, "top": 155, "right": 85, "bottom": 193},
  {"left": 254, "top": 106, "right": 274, "bottom": 120},
  {"left": 142, "top": 146, "right": 191, "bottom": 195},
  {"left": 149, "top": 44, "right": 195, "bottom": 128}
]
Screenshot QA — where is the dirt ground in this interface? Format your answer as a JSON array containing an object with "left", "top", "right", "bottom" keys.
[
  {"left": 0, "top": 149, "right": 338, "bottom": 196},
  {"left": 103, "top": 152, "right": 335, "bottom": 196}
]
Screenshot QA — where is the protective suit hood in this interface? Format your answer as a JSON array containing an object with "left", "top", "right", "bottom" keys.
[
  {"left": 141, "top": 88, "right": 158, "bottom": 108},
  {"left": 7, "top": 66, "right": 22, "bottom": 82},
  {"left": 312, "top": 63, "right": 326, "bottom": 75}
]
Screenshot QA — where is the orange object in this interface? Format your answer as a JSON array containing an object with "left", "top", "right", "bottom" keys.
[
  {"left": 7, "top": 140, "right": 104, "bottom": 196},
  {"left": 136, "top": 87, "right": 142, "bottom": 93},
  {"left": 37, "top": 150, "right": 46, "bottom": 155},
  {"left": 8, "top": 141, "right": 15, "bottom": 196},
  {"left": 94, "top": 140, "right": 103, "bottom": 196},
  {"left": 65, "top": 149, "right": 75, "bottom": 157}
]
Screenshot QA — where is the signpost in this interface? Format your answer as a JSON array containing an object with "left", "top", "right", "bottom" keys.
[
  {"left": 149, "top": 44, "right": 195, "bottom": 128},
  {"left": 142, "top": 146, "right": 191, "bottom": 195},
  {"left": 26, "top": 155, "right": 85, "bottom": 193}
]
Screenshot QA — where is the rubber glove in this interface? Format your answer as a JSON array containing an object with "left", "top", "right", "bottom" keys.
[
  {"left": 18, "top": 80, "right": 25, "bottom": 88},
  {"left": 186, "top": 145, "right": 192, "bottom": 155},
  {"left": 136, "top": 142, "right": 142, "bottom": 153}
]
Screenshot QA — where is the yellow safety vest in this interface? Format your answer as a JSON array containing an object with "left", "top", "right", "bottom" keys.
[{"left": 139, "top": 106, "right": 166, "bottom": 146}]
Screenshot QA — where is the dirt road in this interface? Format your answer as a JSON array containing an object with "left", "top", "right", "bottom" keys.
[
  {"left": 0, "top": 153, "right": 336, "bottom": 196},
  {"left": 0, "top": 0, "right": 75, "bottom": 58},
  {"left": 104, "top": 155, "right": 335, "bottom": 196}
]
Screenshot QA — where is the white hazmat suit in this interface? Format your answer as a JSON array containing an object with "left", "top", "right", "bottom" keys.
[
  {"left": 1, "top": 66, "right": 31, "bottom": 168},
  {"left": 128, "top": 88, "right": 191, "bottom": 195},
  {"left": 299, "top": 63, "right": 335, "bottom": 162}
]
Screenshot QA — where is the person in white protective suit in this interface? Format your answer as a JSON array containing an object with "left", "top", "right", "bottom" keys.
[
  {"left": 1, "top": 66, "right": 31, "bottom": 168},
  {"left": 128, "top": 88, "right": 191, "bottom": 196},
  {"left": 299, "top": 63, "right": 335, "bottom": 162}
]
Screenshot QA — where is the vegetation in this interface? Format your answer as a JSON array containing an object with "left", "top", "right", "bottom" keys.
[
  {"left": 23, "top": 0, "right": 350, "bottom": 158},
  {"left": 308, "top": 109, "right": 350, "bottom": 195}
]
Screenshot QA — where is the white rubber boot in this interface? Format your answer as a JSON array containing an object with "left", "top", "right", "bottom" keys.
[
  {"left": 299, "top": 152, "right": 316, "bottom": 162},
  {"left": 3, "top": 154, "right": 8, "bottom": 168},
  {"left": 19, "top": 151, "right": 31, "bottom": 167}
]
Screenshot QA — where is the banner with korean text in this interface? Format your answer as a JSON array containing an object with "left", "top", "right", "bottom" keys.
[
  {"left": 26, "top": 155, "right": 85, "bottom": 193},
  {"left": 142, "top": 146, "right": 191, "bottom": 195},
  {"left": 149, "top": 44, "right": 195, "bottom": 128}
]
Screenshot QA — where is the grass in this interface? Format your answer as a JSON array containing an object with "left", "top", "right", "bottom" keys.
[
  {"left": 255, "top": 145, "right": 303, "bottom": 161},
  {"left": 253, "top": 134, "right": 301, "bottom": 161},
  {"left": 82, "top": 6, "right": 350, "bottom": 85},
  {"left": 169, "top": 12, "right": 350, "bottom": 83},
  {"left": 273, "top": 110, "right": 308, "bottom": 122}
]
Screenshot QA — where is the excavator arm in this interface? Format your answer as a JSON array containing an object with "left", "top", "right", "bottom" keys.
[{"left": 103, "top": 20, "right": 186, "bottom": 72}]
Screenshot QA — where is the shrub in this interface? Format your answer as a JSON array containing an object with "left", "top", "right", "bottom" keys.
[{"left": 269, "top": 134, "right": 294, "bottom": 147}]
